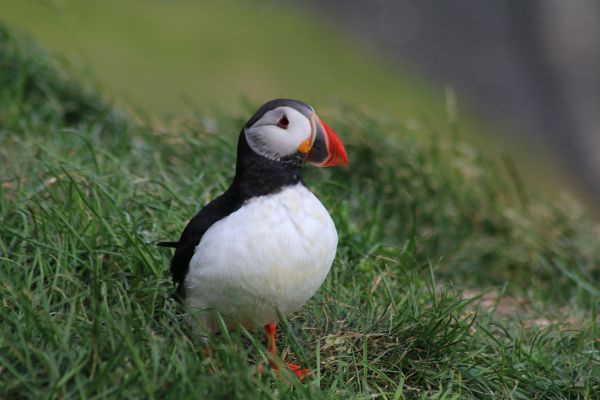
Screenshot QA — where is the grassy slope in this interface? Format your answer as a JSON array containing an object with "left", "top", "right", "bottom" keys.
[{"left": 1, "top": 26, "right": 600, "bottom": 399}]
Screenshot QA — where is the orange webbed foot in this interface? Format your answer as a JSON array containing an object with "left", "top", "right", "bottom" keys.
[
  {"left": 263, "top": 322, "right": 311, "bottom": 381},
  {"left": 286, "top": 363, "right": 311, "bottom": 380}
]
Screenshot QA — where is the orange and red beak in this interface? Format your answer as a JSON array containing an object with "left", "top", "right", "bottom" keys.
[{"left": 306, "top": 115, "right": 349, "bottom": 167}]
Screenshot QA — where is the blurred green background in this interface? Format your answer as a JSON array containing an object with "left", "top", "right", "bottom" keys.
[{"left": 0, "top": 0, "right": 441, "bottom": 118}]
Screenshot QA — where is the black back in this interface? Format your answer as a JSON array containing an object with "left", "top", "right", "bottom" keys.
[{"left": 164, "top": 104, "right": 308, "bottom": 298}]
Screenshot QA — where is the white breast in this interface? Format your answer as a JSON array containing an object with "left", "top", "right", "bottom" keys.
[{"left": 184, "top": 183, "right": 337, "bottom": 332}]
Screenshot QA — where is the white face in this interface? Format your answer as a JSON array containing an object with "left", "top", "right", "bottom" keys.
[{"left": 244, "top": 106, "right": 314, "bottom": 161}]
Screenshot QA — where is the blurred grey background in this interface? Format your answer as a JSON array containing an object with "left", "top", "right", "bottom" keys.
[{"left": 310, "top": 0, "right": 600, "bottom": 204}]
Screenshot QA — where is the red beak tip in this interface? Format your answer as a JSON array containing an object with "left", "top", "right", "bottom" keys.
[
  {"left": 336, "top": 149, "right": 349, "bottom": 167},
  {"left": 316, "top": 116, "right": 349, "bottom": 168}
]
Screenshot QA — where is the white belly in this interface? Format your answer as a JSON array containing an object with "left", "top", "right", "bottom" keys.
[{"left": 184, "top": 183, "right": 337, "bottom": 332}]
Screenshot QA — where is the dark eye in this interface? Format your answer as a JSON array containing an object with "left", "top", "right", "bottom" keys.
[{"left": 277, "top": 114, "right": 289, "bottom": 129}]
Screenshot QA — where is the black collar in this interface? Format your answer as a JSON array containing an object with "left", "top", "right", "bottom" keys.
[{"left": 231, "top": 132, "right": 305, "bottom": 200}]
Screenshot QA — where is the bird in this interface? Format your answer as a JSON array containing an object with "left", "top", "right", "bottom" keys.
[{"left": 159, "top": 98, "right": 348, "bottom": 378}]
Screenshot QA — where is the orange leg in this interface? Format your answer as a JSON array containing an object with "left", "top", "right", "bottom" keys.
[{"left": 264, "top": 322, "right": 310, "bottom": 379}]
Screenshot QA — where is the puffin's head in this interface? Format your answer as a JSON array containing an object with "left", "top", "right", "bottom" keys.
[{"left": 243, "top": 99, "right": 348, "bottom": 167}]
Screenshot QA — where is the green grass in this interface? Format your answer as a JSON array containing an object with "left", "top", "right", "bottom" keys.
[{"left": 2, "top": 25, "right": 600, "bottom": 399}]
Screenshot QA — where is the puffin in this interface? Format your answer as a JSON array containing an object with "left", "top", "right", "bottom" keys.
[{"left": 159, "top": 99, "right": 348, "bottom": 378}]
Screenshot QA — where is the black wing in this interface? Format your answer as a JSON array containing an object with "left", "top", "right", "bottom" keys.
[{"left": 165, "top": 187, "right": 243, "bottom": 299}]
